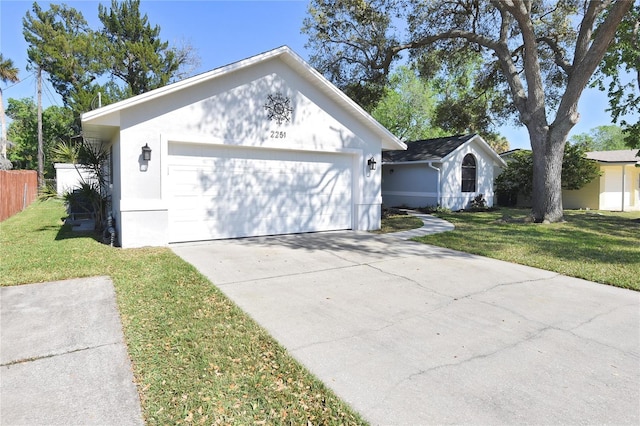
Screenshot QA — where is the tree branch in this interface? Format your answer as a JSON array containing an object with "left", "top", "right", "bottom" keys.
[
  {"left": 381, "top": 28, "right": 501, "bottom": 74},
  {"left": 574, "top": 0, "right": 611, "bottom": 64},
  {"left": 554, "top": 0, "right": 633, "bottom": 134},
  {"left": 493, "top": 1, "right": 511, "bottom": 42},
  {"left": 500, "top": 0, "right": 547, "bottom": 125},
  {"left": 633, "top": 16, "right": 640, "bottom": 93},
  {"left": 537, "top": 36, "right": 572, "bottom": 74}
]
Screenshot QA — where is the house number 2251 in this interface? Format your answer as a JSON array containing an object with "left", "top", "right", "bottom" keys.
[{"left": 270, "top": 131, "right": 287, "bottom": 139}]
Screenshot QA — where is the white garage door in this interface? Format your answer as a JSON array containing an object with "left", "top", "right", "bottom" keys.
[{"left": 167, "top": 143, "right": 353, "bottom": 243}]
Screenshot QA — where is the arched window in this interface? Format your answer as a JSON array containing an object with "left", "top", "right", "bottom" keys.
[{"left": 461, "top": 154, "right": 476, "bottom": 192}]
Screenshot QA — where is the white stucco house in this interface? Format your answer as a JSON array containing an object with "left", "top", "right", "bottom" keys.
[
  {"left": 80, "top": 46, "right": 406, "bottom": 248},
  {"left": 563, "top": 149, "right": 640, "bottom": 211},
  {"left": 381, "top": 134, "right": 506, "bottom": 210}
]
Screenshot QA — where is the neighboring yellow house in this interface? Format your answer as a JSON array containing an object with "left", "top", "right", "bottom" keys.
[{"left": 563, "top": 150, "right": 640, "bottom": 212}]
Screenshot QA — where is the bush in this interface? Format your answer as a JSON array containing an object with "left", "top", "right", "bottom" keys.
[
  {"left": 469, "top": 194, "right": 488, "bottom": 211},
  {"left": 63, "top": 182, "right": 108, "bottom": 229}
]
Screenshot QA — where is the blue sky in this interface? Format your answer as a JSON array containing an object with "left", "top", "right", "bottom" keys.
[{"left": 0, "top": 0, "right": 633, "bottom": 149}]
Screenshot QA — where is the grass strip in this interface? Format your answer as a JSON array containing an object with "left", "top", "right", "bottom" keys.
[
  {"left": 0, "top": 200, "right": 366, "bottom": 425},
  {"left": 376, "top": 214, "right": 424, "bottom": 233},
  {"left": 414, "top": 208, "right": 640, "bottom": 291}
]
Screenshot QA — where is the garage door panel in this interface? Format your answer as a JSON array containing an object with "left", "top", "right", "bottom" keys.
[
  {"left": 171, "top": 191, "right": 351, "bottom": 211},
  {"left": 168, "top": 144, "right": 353, "bottom": 242},
  {"left": 170, "top": 196, "right": 351, "bottom": 221},
  {"left": 170, "top": 169, "right": 350, "bottom": 196}
]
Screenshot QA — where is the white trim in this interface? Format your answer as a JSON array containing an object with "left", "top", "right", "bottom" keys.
[
  {"left": 441, "top": 134, "right": 507, "bottom": 167},
  {"left": 382, "top": 191, "right": 439, "bottom": 197},
  {"left": 54, "top": 163, "right": 92, "bottom": 170},
  {"left": 162, "top": 133, "right": 360, "bottom": 155},
  {"left": 427, "top": 162, "right": 442, "bottom": 205},
  {"left": 82, "top": 46, "right": 406, "bottom": 152},
  {"left": 382, "top": 190, "right": 496, "bottom": 198},
  {"left": 382, "top": 160, "right": 442, "bottom": 166},
  {"left": 621, "top": 164, "right": 626, "bottom": 212},
  {"left": 439, "top": 192, "right": 496, "bottom": 202}
]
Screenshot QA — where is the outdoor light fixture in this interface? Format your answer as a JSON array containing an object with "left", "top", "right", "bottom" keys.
[
  {"left": 367, "top": 156, "right": 377, "bottom": 171},
  {"left": 141, "top": 143, "right": 152, "bottom": 161}
]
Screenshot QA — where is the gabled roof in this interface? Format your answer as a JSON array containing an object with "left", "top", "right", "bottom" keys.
[
  {"left": 382, "top": 134, "right": 506, "bottom": 166},
  {"left": 81, "top": 46, "right": 406, "bottom": 151},
  {"left": 586, "top": 149, "right": 640, "bottom": 164},
  {"left": 499, "top": 148, "right": 525, "bottom": 157},
  {"left": 382, "top": 134, "right": 473, "bottom": 162}
]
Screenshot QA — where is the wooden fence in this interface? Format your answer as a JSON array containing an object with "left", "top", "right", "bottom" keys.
[{"left": 0, "top": 170, "right": 38, "bottom": 222}]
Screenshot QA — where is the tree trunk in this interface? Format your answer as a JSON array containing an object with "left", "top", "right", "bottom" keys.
[
  {"left": 37, "top": 67, "right": 44, "bottom": 190},
  {"left": 0, "top": 88, "right": 6, "bottom": 159},
  {"left": 529, "top": 125, "right": 568, "bottom": 223}
]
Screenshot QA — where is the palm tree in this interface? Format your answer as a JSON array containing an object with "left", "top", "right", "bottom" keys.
[{"left": 0, "top": 54, "right": 20, "bottom": 165}]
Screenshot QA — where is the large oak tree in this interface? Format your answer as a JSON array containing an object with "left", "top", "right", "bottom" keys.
[{"left": 304, "top": 0, "right": 633, "bottom": 222}]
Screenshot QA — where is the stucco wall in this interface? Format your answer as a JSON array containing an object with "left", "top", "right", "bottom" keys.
[
  {"left": 381, "top": 163, "right": 439, "bottom": 208},
  {"left": 563, "top": 164, "right": 640, "bottom": 212},
  {"left": 563, "top": 176, "right": 600, "bottom": 210},
  {"left": 632, "top": 166, "right": 640, "bottom": 211},
  {"left": 440, "top": 142, "right": 497, "bottom": 210},
  {"left": 599, "top": 164, "right": 640, "bottom": 211},
  {"left": 109, "top": 134, "right": 122, "bottom": 244},
  {"left": 54, "top": 163, "right": 97, "bottom": 196}
]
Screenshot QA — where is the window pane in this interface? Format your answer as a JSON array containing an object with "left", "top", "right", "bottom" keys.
[
  {"left": 462, "top": 155, "right": 476, "bottom": 167},
  {"left": 461, "top": 154, "right": 476, "bottom": 193}
]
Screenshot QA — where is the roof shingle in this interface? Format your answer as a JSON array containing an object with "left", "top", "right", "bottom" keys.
[
  {"left": 382, "top": 134, "right": 475, "bottom": 163},
  {"left": 586, "top": 150, "right": 639, "bottom": 163}
]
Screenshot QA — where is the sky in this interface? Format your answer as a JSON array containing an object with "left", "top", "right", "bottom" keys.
[{"left": 0, "top": 0, "right": 634, "bottom": 150}]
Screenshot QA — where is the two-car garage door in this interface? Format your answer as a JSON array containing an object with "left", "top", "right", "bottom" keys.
[{"left": 167, "top": 143, "right": 353, "bottom": 243}]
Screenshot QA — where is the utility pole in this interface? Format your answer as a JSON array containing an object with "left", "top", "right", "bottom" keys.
[{"left": 37, "top": 66, "right": 44, "bottom": 190}]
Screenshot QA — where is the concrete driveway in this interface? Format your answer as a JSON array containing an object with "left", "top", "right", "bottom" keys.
[{"left": 172, "top": 231, "right": 640, "bottom": 425}]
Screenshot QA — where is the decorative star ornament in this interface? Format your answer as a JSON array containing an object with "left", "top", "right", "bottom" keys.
[{"left": 264, "top": 93, "right": 293, "bottom": 125}]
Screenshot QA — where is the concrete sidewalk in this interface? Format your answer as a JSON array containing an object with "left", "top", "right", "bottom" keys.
[
  {"left": 1, "top": 277, "right": 144, "bottom": 425},
  {"left": 173, "top": 231, "right": 640, "bottom": 425}
]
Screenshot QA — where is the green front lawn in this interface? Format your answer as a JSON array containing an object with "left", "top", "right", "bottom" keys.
[
  {"left": 0, "top": 200, "right": 366, "bottom": 425},
  {"left": 414, "top": 208, "right": 640, "bottom": 291},
  {"left": 375, "top": 214, "right": 424, "bottom": 233}
]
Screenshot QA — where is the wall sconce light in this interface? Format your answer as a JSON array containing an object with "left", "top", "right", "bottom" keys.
[
  {"left": 367, "top": 156, "right": 377, "bottom": 171},
  {"left": 141, "top": 143, "right": 152, "bottom": 161}
]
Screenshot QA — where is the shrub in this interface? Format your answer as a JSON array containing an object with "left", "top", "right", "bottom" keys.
[{"left": 469, "top": 194, "right": 488, "bottom": 211}]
